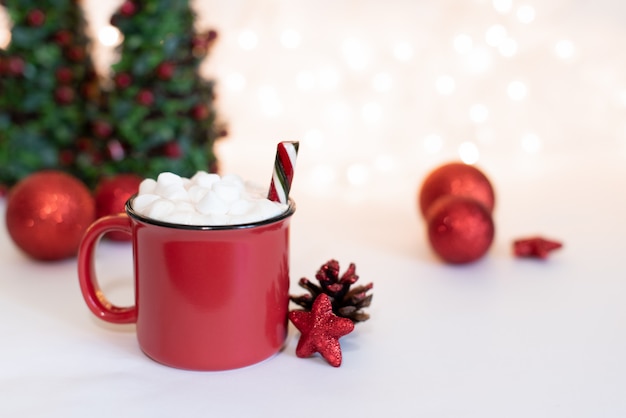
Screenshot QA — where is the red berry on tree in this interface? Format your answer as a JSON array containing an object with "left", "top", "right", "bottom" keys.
[
  {"left": 93, "top": 120, "right": 113, "bottom": 138},
  {"left": 192, "top": 30, "right": 218, "bottom": 56},
  {"left": 27, "top": 9, "right": 46, "bottom": 27},
  {"left": 114, "top": 72, "right": 133, "bottom": 89},
  {"left": 77, "top": 138, "right": 94, "bottom": 152},
  {"left": 59, "top": 150, "right": 75, "bottom": 166},
  {"left": 156, "top": 61, "right": 175, "bottom": 80},
  {"left": 191, "top": 104, "right": 209, "bottom": 120},
  {"left": 67, "top": 46, "right": 86, "bottom": 62},
  {"left": 119, "top": 1, "right": 137, "bottom": 17},
  {"left": 54, "top": 30, "right": 73, "bottom": 46},
  {"left": 164, "top": 142, "right": 183, "bottom": 159},
  {"left": 7, "top": 57, "right": 25, "bottom": 76},
  {"left": 55, "top": 67, "right": 73, "bottom": 84},
  {"left": 206, "top": 30, "right": 218, "bottom": 43},
  {"left": 55, "top": 86, "right": 75, "bottom": 104},
  {"left": 136, "top": 89, "right": 155, "bottom": 106}
]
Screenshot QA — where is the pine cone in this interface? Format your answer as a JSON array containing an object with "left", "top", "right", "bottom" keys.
[{"left": 290, "top": 259, "right": 373, "bottom": 323}]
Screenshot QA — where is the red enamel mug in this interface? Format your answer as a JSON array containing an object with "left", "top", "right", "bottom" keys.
[{"left": 77, "top": 197, "right": 295, "bottom": 371}]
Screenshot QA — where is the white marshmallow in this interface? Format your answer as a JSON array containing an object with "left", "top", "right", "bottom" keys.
[
  {"left": 132, "top": 193, "right": 160, "bottom": 212},
  {"left": 191, "top": 171, "right": 220, "bottom": 188},
  {"left": 187, "top": 185, "right": 210, "bottom": 203},
  {"left": 212, "top": 182, "right": 240, "bottom": 203},
  {"left": 166, "top": 210, "right": 195, "bottom": 225},
  {"left": 208, "top": 214, "right": 231, "bottom": 225},
  {"left": 146, "top": 199, "right": 176, "bottom": 220},
  {"left": 158, "top": 183, "right": 189, "bottom": 201},
  {"left": 156, "top": 172, "right": 183, "bottom": 187},
  {"left": 220, "top": 174, "right": 245, "bottom": 189},
  {"left": 228, "top": 199, "right": 252, "bottom": 216},
  {"left": 196, "top": 190, "right": 229, "bottom": 215},
  {"left": 133, "top": 172, "right": 289, "bottom": 226},
  {"left": 257, "top": 199, "right": 285, "bottom": 220},
  {"left": 139, "top": 178, "right": 157, "bottom": 195}
]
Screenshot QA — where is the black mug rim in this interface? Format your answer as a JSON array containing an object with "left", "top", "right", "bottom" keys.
[{"left": 125, "top": 195, "right": 296, "bottom": 231}]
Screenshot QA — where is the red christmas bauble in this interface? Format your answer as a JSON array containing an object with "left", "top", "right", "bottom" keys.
[
  {"left": 5, "top": 171, "right": 95, "bottom": 261},
  {"left": 94, "top": 174, "right": 143, "bottom": 241},
  {"left": 426, "top": 195, "right": 494, "bottom": 264},
  {"left": 419, "top": 162, "right": 495, "bottom": 218}
]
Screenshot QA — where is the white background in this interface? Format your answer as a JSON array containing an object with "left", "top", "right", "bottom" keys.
[{"left": 1, "top": 0, "right": 626, "bottom": 416}]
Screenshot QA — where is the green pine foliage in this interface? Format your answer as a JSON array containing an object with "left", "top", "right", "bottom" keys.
[
  {"left": 0, "top": 0, "right": 100, "bottom": 188},
  {"left": 0, "top": 0, "right": 224, "bottom": 190},
  {"left": 97, "top": 0, "right": 223, "bottom": 184}
]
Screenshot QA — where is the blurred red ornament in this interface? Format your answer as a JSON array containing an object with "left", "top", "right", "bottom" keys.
[
  {"left": 54, "top": 86, "right": 75, "bottom": 104},
  {"left": 5, "top": 171, "right": 95, "bottom": 261},
  {"left": 419, "top": 162, "right": 495, "bottom": 218},
  {"left": 426, "top": 195, "right": 494, "bottom": 264},
  {"left": 55, "top": 67, "right": 73, "bottom": 84},
  {"left": 164, "top": 142, "right": 183, "bottom": 159},
  {"left": 66, "top": 46, "right": 85, "bottom": 62},
  {"left": 58, "top": 150, "right": 75, "bottom": 166},
  {"left": 27, "top": 9, "right": 46, "bottom": 27},
  {"left": 119, "top": 1, "right": 137, "bottom": 17},
  {"left": 513, "top": 237, "right": 562, "bottom": 259},
  {"left": 54, "top": 30, "right": 73, "bottom": 47},
  {"left": 114, "top": 72, "right": 133, "bottom": 89},
  {"left": 191, "top": 104, "right": 209, "bottom": 120},
  {"left": 156, "top": 61, "right": 175, "bottom": 80},
  {"left": 94, "top": 174, "right": 143, "bottom": 241},
  {"left": 7, "top": 57, "right": 25, "bottom": 76},
  {"left": 92, "top": 120, "right": 113, "bottom": 139},
  {"left": 136, "top": 89, "right": 155, "bottom": 106}
]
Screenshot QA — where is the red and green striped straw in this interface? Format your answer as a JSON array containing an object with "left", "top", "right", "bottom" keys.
[{"left": 268, "top": 141, "right": 299, "bottom": 204}]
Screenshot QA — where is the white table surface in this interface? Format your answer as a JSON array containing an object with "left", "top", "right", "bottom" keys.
[
  {"left": 4, "top": 0, "right": 626, "bottom": 415},
  {"left": 1, "top": 151, "right": 625, "bottom": 418}
]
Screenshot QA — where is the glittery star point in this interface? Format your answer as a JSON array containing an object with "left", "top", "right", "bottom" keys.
[
  {"left": 513, "top": 236, "right": 563, "bottom": 259},
  {"left": 289, "top": 293, "right": 355, "bottom": 367}
]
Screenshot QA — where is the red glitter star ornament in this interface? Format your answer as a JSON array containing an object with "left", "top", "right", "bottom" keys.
[
  {"left": 513, "top": 236, "right": 563, "bottom": 259},
  {"left": 289, "top": 294, "right": 355, "bottom": 367}
]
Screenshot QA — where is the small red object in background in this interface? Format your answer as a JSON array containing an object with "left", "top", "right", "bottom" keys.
[
  {"left": 6, "top": 170, "right": 95, "bottom": 261},
  {"left": 513, "top": 237, "right": 563, "bottom": 259},
  {"left": 94, "top": 174, "right": 143, "bottom": 241},
  {"left": 426, "top": 195, "right": 495, "bottom": 264},
  {"left": 289, "top": 294, "right": 355, "bottom": 367},
  {"left": 418, "top": 161, "right": 495, "bottom": 218}
]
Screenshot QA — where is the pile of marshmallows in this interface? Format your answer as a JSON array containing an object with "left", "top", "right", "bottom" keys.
[{"left": 132, "top": 171, "right": 288, "bottom": 226}]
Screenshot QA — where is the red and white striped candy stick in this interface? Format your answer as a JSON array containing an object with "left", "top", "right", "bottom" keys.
[{"left": 268, "top": 141, "right": 299, "bottom": 204}]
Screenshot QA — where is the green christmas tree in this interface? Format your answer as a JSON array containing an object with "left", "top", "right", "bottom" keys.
[
  {"left": 0, "top": 0, "right": 224, "bottom": 191},
  {"left": 93, "top": 0, "right": 224, "bottom": 183},
  {"left": 0, "top": 0, "right": 100, "bottom": 189}
]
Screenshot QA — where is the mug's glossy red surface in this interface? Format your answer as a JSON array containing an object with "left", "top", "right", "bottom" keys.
[{"left": 77, "top": 198, "right": 295, "bottom": 371}]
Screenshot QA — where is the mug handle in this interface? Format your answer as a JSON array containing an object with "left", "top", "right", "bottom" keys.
[{"left": 77, "top": 213, "right": 137, "bottom": 324}]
